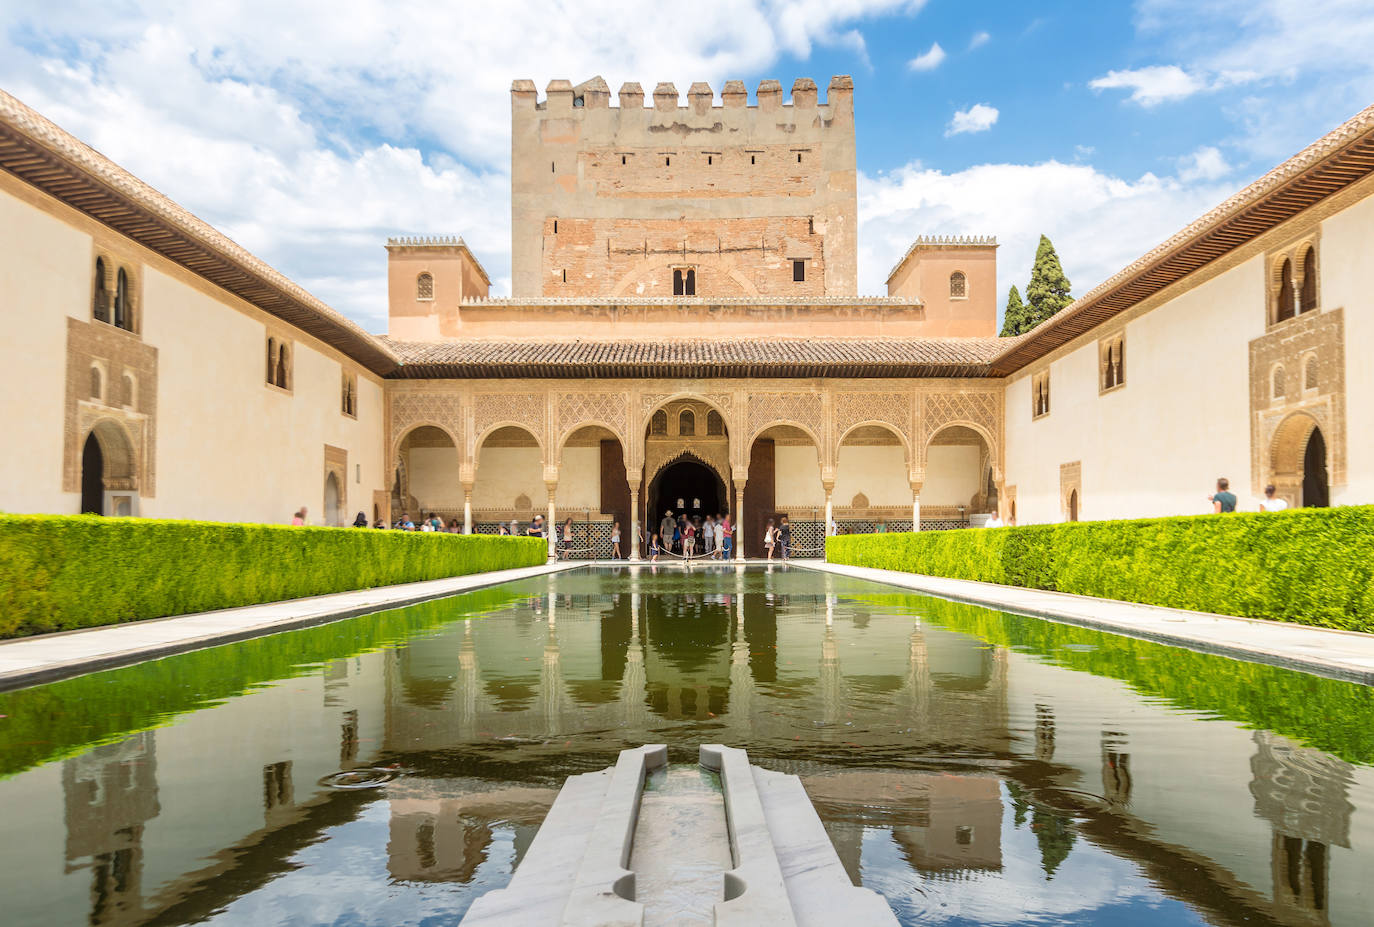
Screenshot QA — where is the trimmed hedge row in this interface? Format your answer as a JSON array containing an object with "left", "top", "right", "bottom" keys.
[
  {"left": 826, "top": 506, "right": 1374, "bottom": 631},
  {"left": 0, "top": 515, "right": 547, "bottom": 638}
]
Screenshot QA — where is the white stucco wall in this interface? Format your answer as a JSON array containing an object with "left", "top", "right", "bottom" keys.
[
  {"left": 833, "top": 445, "right": 910, "bottom": 506},
  {"left": 0, "top": 179, "right": 386, "bottom": 524},
  {"left": 472, "top": 446, "right": 547, "bottom": 510},
  {"left": 1317, "top": 192, "right": 1374, "bottom": 505},
  {"left": 557, "top": 446, "right": 602, "bottom": 511},
  {"left": 408, "top": 446, "right": 462, "bottom": 510},
  {"left": 923, "top": 445, "right": 981, "bottom": 507},
  {"left": 774, "top": 444, "right": 824, "bottom": 506},
  {"left": 1003, "top": 254, "right": 1263, "bottom": 524}
]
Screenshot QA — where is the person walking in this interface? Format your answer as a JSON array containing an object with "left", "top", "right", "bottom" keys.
[
  {"left": 560, "top": 517, "right": 574, "bottom": 560},
  {"left": 764, "top": 519, "right": 776, "bottom": 560},
  {"left": 703, "top": 516, "right": 715, "bottom": 560},
  {"left": 649, "top": 533, "right": 661, "bottom": 562},
  {"left": 659, "top": 510, "right": 676, "bottom": 554},
  {"left": 1259, "top": 484, "right": 1289, "bottom": 512},
  {"left": 352, "top": 511, "right": 368, "bottom": 528},
  {"left": 721, "top": 515, "right": 733, "bottom": 560},
  {"left": 683, "top": 519, "right": 696, "bottom": 559},
  {"left": 291, "top": 507, "right": 307, "bottom": 526},
  {"left": 498, "top": 523, "right": 510, "bottom": 535},
  {"left": 1209, "top": 478, "right": 1238, "bottom": 513},
  {"left": 778, "top": 516, "right": 792, "bottom": 561},
  {"left": 611, "top": 520, "right": 622, "bottom": 559}
]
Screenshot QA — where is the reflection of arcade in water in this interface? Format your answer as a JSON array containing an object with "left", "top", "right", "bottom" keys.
[{"left": 2, "top": 566, "right": 1371, "bottom": 926}]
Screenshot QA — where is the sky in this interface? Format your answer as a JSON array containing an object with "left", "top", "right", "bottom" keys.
[{"left": 3, "top": 1, "right": 1374, "bottom": 333}]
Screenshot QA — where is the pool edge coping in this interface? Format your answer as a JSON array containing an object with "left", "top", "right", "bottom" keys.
[
  {"left": 797, "top": 561, "right": 1374, "bottom": 687},
  {"left": 0, "top": 561, "right": 583, "bottom": 692}
]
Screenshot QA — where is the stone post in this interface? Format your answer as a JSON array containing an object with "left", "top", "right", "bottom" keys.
[
  {"left": 734, "top": 480, "right": 747, "bottom": 559},
  {"left": 462, "top": 484, "right": 474, "bottom": 534},
  {"left": 911, "top": 482, "right": 923, "bottom": 532},
  {"left": 628, "top": 475, "right": 642, "bottom": 562},
  {"left": 545, "top": 479, "right": 558, "bottom": 560},
  {"left": 822, "top": 477, "right": 835, "bottom": 538}
]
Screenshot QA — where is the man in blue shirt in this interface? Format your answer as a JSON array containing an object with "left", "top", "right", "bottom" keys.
[{"left": 1209, "top": 477, "right": 1238, "bottom": 513}]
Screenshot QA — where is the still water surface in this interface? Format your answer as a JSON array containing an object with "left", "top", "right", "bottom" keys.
[{"left": 2, "top": 565, "right": 1373, "bottom": 926}]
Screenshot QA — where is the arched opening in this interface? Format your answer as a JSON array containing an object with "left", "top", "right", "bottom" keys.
[
  {"left": 89, "top": 366, "right": 103, "bottom": 402},
  {"left": 1299, "top": 248, "right": 1317, "bottom": 314},
  {"left": 417, "top": 273, "right": 434, "bottom": 300},
  {"left": 114, "top": 267, "right": 132, "bottom": 331},
  {"left": 1303, "top": 428, "right": 1329, "bottom": 508},
  {"left": 648, "top": 456, "right": 726, "bottom": 550},
  {"left": 706, "top": 410, "right": 724, "bottom": 436},
  {"left": 651, "top": 410, "right": 668, "bottom": 435},
  {"left": 1276, "top": 259, "right": 1295, "bottom": 322},
  {"left": 93, "top": 258, "right": 109, "bottom": 323},
  {"left": 276, "top": 344, "right": 289, "bottom": 389},
  {"left": 679, "top": 409, "right": 695, "bottom": 436},
  {"left": 558, "top": 424, "right": 628, "bottom": 558},
  {"left": 923, "top": 424, "right": 992, "bottom": 529},
  {"left": 324, "top": 472, "right": 343, "bottom": 527},
  {"left": 394, "top": 425, "right": 462, "bottom": 524},
  {"left": 1068, "top": 489, "right": 1079, "bottom": 522},
  {"left": 949, "top": 271, "right": 967, "bottom": 298},
  {"left": 833, "top": 423, "right": 911, "bottom": 531},
  {"left": 473, "top": 425, "right": 543, "bottom": 532},
  {"left": 752, "top": 422, "right": 824, "bottom": 553},
  {"left": 80, "top": 433, "right": 104, "bottom": 514},
  {"left": 1305, "top": 356, "right": 1319, "bottom": 391}
]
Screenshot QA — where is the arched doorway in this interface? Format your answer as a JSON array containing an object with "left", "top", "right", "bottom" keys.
[
  {"left": 649, "top": 457, "right": 726, "bottom": 542},
  {"left": 324, "top": 472, "right": 342, "bottom": 527},
  {"left": 1068, "top": 489, "right": 1079, "bottom": 522},
  {"left": 80, "top": 433, "right": 104, "bottom": 514},
  {"left": 1303, "top": 427, "right": 1329, "bottom": 507}
]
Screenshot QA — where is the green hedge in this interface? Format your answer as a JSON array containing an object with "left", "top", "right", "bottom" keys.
[
  {"left": 826, "top": 506, "right": 1374, "bottom": 631},
  {"left": 0, "top": 515, "right": 547, "bottom": 638}
]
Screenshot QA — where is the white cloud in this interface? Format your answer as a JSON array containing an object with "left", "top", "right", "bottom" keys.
[
  {"left": 969, "top": 31, "right": 991, "bottom": 50},
  {"left": 857, "top": 157, "right": 1236, "bottom": 310},
  {"left": 945, "top": 103, "right": 999, "bottom": 136},
  {"left": 0, "top": 0, "right": 923, "bottom": 329},
  {"left": 1088, "top": 65, "right": 1211, "bottom": 106},
  {"left": 1176, "top": 145, "right": 1232, "bottom": 181},
  {"left": 907, "top": 42, "right": 946, "bottom": 72}
]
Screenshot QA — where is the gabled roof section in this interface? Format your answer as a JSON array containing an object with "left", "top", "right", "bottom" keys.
[
  {"left": 991, "top": 102, "right": 1374, "bottom": 374},
  {"left": 0, "top": 88, "right": 399, "bottom": 375}
]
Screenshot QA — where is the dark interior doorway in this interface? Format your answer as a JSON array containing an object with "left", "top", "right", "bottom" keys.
[
  {"left": 1303, "top": 427, "right": 1329, "bottom": 507},
  {"left": 80, "top": 433, "right": 104, "bottom": 515},
  {"left": 648, "top": 459, "right": 725, "bottom": 534}
]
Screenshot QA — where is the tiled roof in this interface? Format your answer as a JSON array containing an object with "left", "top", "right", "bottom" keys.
[
  {"left": 383, "top": 337, "right": 1010, "bottom": 379},
  {"left": 0, "top": 88, "right": 399, "bottom": 374}
]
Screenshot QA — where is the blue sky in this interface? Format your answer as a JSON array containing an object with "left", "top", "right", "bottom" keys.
[{"left": 2, "top": 0, "right": 1373, "bottom": 331}]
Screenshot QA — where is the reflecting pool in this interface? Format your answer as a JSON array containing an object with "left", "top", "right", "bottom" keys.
[{"left": 2, "top": 565, "right": 1373, "bottom": 926}]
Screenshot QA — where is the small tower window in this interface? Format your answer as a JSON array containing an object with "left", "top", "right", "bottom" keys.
[
  {"left": 1272, "top": 366, "right": 1285, "bottom": 400},
  {"left": 793, "top": 260, "right": 805, "bottom": 283},
  {"left": 707, "top": 155, "right": 713, "bottom": 165},
  {"left": 417, "top": 273, "right": 434, "bottom": 301},
  {"left": 651, "top": 410, "right": 668, "bottom": 435},
  {"left": 553, "top": 220, "right": 558, "bottom": 234},
  {"left": 665, "top": 156, "right": 671, "bottom": 166},
  {"left": 1305, "top": 356, "right": 1319, "bottom": 391},
  {"left": 90, "top": 366, "right": 103, "bottom": 402},
  {"left": 679, "top": 409, "right": 695, "bottom": 436},
  {"left": 950, "top": 271, "right": 967, "bottom": 299},
  {"left": 797, "top": 152, "right": 802, "bottom": 163},
  {"left": 122, "top": 373, "right": 136, "bottom": 408},
  {"left": 562, "top": 269, "right": 567, "bottom": 283},
  {"left": 750, "top": 154, "right": 756, "bottom": 165},
  {"left": 621, "top": 154, "right": 626, "bottom": 165},
  {"left": 1032, "top": 372, "right": 1051, "bottom": 419},
  {"left": 673, "top": 268, "right": 696, "bottom": 296},
  {"left": 1101, "top": 336, "right": 1125, "bottom": 391}
]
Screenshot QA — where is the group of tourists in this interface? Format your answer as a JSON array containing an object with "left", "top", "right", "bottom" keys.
[
  {"left": 1208, "top": 478, "right": 1290, "bottom": 513},
  {"left": 649, "top": 511, "right": 733, "bottom": 562}
]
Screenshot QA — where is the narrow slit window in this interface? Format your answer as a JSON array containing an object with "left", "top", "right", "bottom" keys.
[
  {"left": 665, "top": 156, "right": 670, "bottom": 166},
  {"left": 562, "top": 269, "right": 567, "bottom": 283},
  {"left": 792, "top": 259, "right": 805, "bottom": 282},
  {"left": 621, "top": 154, "right": 626, "bottom": 165},
  {"left": 684, "top": 269, "right": 696, "bottom": 296},
  {"left": 673, "top": 269, "right": 684, "bottom": 296},
  {"left": 553, "top": 220, "right": 558, "bottom": 234},
  {"left": 750, "top": 154, "right": 756, "bottom": 165},
  {"left": 707, "top": 155, "right": 712, "bottom": 165},
  {"left": 551, "top": 161, "right": 555, "bottom": 173},
  {"left": 797, "top": 152, "right": 802, "bottom": 163}
]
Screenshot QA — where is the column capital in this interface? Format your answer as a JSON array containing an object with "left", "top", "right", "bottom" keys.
[{"left": 910, "top": 481, "right": 924, "bottom": 495}]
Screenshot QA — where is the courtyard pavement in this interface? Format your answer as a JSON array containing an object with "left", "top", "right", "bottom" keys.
[
  {"left": 0, "top": 561, "right": 581, "bottom": 691},
  {"left": 804, "top": 561, "right": 1374, "bottom": 686}
]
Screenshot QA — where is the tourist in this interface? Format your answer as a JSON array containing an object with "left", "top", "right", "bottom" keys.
[
  {"left": 611, "top": 521, "right": 622, "bottom": 559},
  {"left": 1209, "top": 478, "right": 1238, "bottom": 513},
  {"left": 764, "top": 518, "right": 776, "bottom": 560},
  {"left": 1259, "top": 485, "right": 1289, "bottom": 512},
  {"left": 447, "top": 518, "right": 461, "bottom": 533},
  {"left": 649, "top": 533, "right": 661, "bottom": 562},
  {"left": 498, "top": 523, "right": 510, "bottom": 535},
  {"left": 659, "top": 511, "right": 675, "bottom": 553},
  {"left": 673, "top": 516, "right": 683, "bottom": 555},
  {"left": 721, "top": 515, "right": 733, "bottom": 560},
  {"left": 985, "top": 511, "right": 1003, "bottom": 528},
  {"left": 683, "top": 519, "right": 696, "bottom": 558},
  {"left": 429, "top": 514, "right": 443, "bottom": 531},
  {"left": 399, "top": 512, "right": 414, "bottom": 530},
  {"left": 291, "top": 507, "right": 307, "bottom": 526},
  {"left": 560, "top": 517, "right": 574, "bottom": 560},
  {"left": 526, "top": 518, "right": 543, "bottom": 539},
  {"left": 508, "top": 519, "right": 518, "bottom": 536},
  {"left": 420, "top": 518, "right": 435, "bottom": 533},
  {"left": 778, "top": 516, "right": 791, "bottom": 561},
  {"left": 352, "top": 511, "right": 368, "bottom": 528},
  {"left": 703, "top": 516, "right": 715, "bottom": 559}
]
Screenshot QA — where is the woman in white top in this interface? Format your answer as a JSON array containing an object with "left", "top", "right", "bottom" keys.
[
  {"left": 763, "top": 519, "right": 776, "bottom": 560},
  {"left": 1259, "top": 484, "right": 1289, "bottom": 512},
  {"left": 703, "top": 517, "right": 715, "bottom": 559},
  {"left": 610, "top": 521, "right": 622, "bottom": 559}
]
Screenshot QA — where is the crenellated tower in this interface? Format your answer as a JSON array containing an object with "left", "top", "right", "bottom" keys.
[{"left": 510, "top": 76, "right": 857, "bottom": 299}]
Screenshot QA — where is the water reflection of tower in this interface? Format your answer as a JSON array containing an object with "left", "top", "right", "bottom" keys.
[
  {"left": 63, "top": 731, "right": 160, "bottom": 927},
  {"left": 1249, "top": 731, "right": 1354, "bottom": 926}
]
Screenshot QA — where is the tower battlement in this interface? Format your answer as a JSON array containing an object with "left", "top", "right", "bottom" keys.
[{"left": 511, "top": 76, "right": 853, "bottom": 116}]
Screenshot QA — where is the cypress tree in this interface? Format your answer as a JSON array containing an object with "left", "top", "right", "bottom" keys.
[
  {"left": 1000, "top": 284, "right": 1027, "bottom": 337},
  {"left": 1023, "top": 234, "right": 1073, "bottom": 328}
]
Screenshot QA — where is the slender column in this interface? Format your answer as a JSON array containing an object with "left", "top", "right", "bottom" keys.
[
  {"left": 734, "top": 480, "right": 747, "bottom": 559},
  {"left": 462, "top": 484, "right": 474, "bottom": 534},
  {"left": 911, "top": 481, "right": 923, "bottom": 532},
  {"left": 628, "top": 486, "right": 641, "bottom": 561},
  {"left": 546, "top": 479, "right": 558, "bottom": 559},
  {"left": 822, "top": 478, "right": 835, "bottom": 538}
]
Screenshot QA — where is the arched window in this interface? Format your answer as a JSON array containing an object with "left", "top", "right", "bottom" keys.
[
  {"left": 673, "top": 269, "right": 684, "bottom": 296},
  {"left": 1276, "top": 259, "right": 1295, "bottom": 322},
  {"left": 1032, "top": 372, "right": 1051, "bottom": 418},
  {"left": 93, "top": 258, "right": 109, "bottom": 323},
  {"left": 276, "top": 343, "right": 290, "bottom": 389},
  {"left": 679, "top": 409, "right": 695, "bottom": 436},
  {"left": 1305, "top": 356, "right": 1319, "bottom": 391},
  {"left": 341, "top": 373, "right": 355, "bottom": 416},
  {"left": 90, "top": 366, "right": 103, "bottom": 402},
  {"left": 417, "top": 273, "right": 434, "bottom": 300},
  {"left": 114, "top": 267, "right": 132, "bottom": 331},
  {"left": 1101, "top": 337, "right": 1125, "bottom": 391},
  {"left": 1068, "top": 490, "right": 1079, "bottom": 522},
  {"left": 651, "top": 409, "right": 668, "bottom": 435},
  {"left": 1272, "top": 365, "right": 1286, "bottom": 400},
  {"left": 706, "top": 410, "right": 724, "bottom": 435},
  {"left": 685, "top": 268, "right": 695, "bottom": 295},
  {"left": 949, "top": 271, "right": 967, "bottom": 299},
  {"left": 266, "top": 337, "right": 277, "bottom": 384},
  {"left": 122, "top": 373, "right": 135, "bottom": 409},
  {"left": 1299, "top": 248, "right": 1317, "bottom": 313}
]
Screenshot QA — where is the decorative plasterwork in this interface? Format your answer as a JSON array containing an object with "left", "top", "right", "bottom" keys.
[
  {"left": 1248, "top": 307, "right": 1346, "bottom": 500},
  {"left": 63, "top": 316, "right": 158, "bottom": 497},
  {"left": 919, "top": 390, "right": 1001, "bottom": 477},
  {"left": 833, "top": 391, "right": 912, "bottom": 446},
  {"left": 1060, "top": 461, "right": 1082, "bottom": 521},
  {"left": 557, "top": 391, "right": 628, "bottom": 447},
  {"left": 388, "top": 392, "right": 463, "bottom": 457},
  {"left": 473, "top": 392, "right": 546, "bottom": 446},
  {"left": 747, "top": 391, "right": 824, "bottom": 444}
]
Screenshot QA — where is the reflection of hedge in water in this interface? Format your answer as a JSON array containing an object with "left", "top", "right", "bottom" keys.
[
  {"left": 0, "top": 514, "right": 547, "bottom": 637},
  {"left": 826, "top": 506, "right": 1374, "bottom": 630},
  {"left": 0, "top": 586, "right": 522, "bottom": 779},
  {"left": 860, "top": 592, "right": 1374, "bottom": 765}
]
